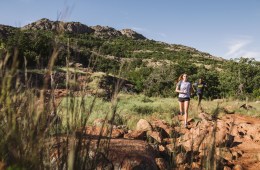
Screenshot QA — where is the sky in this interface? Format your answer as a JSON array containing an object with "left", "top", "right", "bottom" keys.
[{"left": 1, "top": 0, "right": 260, "bottom": 61}]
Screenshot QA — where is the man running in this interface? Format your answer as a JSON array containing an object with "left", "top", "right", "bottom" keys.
[{"left": 193, "top": 78, "right": 207, "bottom": 107}]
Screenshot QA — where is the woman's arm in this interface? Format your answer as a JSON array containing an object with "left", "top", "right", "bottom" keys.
[
  {"left": 175, "top": 85, "right": 182, "bottom": 93},
  {"left": 175, "top": 82, "right": 184, "bottom": 93}
]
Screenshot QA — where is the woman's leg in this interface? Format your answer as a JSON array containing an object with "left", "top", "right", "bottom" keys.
[
  {"left": 179, "top": 101, "right": 184, "bottom": 115},
  {"left": 184, "top": 100, "right": 190, "bottom": 126}
]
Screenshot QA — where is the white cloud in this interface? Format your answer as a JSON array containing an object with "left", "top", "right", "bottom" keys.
[
  {"left": 225, "top": 37, "right": 260, "bottom": 60},
  {"left": 225, "top": 39, "right": 251, "bottom": 56}
]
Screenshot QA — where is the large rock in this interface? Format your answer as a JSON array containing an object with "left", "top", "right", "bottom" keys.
[
  {"left": 180, "top": 129, "right": 209, "bottom": 152},
  {"left": 147, "top": 131, "right": 163, "bottom": 143},
  {"left": 120, "top": 29, "right": 146, "bottom": 39},
  {"left": 136, "top": 119, "right": 153, "bottom": 131},
  {"left": 150, "top": 119, "right": 174, "bottom": 138}
]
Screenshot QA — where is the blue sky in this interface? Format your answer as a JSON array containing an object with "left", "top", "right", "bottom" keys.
[{"left": 1, "top": 0, "right": 260, "bottom": 61}]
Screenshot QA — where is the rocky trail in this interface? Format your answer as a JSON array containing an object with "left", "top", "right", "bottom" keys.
[
  {"left": 48, "top": 110, "right": 260, "bottom": 170},
  {"left": 45, "top": 89, "right": 260, "bottom": 169}
]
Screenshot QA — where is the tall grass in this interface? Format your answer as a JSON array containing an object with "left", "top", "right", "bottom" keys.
[{"left": 0, "top": 36, "right": 122, "bottom": 169}]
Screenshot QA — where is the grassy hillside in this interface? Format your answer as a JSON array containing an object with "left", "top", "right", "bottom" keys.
[{"left": 0, "top": 19, "right": 260, "bottom": 99}]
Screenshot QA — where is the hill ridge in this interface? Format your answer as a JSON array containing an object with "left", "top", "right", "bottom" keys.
[
  {"left": 21, "top": 18, "right": 146, "bottom": 40},
  {"left": 0, "top": 18, "right": 224, "bottom": 61}
]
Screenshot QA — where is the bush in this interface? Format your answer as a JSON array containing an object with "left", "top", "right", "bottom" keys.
[{"left": 253, "top": 88, "right": 260, "bottom": 100}]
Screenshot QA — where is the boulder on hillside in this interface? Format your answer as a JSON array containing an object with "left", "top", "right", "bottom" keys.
[
  {"left": 120, "top": 29, "right": 146, "bottom": 40},
  {"left": 91, "top": 25, "right": 122, "bottom": 38}
]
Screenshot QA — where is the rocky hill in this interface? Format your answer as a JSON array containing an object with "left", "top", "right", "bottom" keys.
[
  {"left": 21, "top": 18, "right": 146, "bottom": 40},
  {"left": 0, "top": 18, "right": 224, "bottom": 61}
]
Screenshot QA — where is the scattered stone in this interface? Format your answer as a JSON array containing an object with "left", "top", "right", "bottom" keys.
[
  {"left": 198, "top": 112, "right": 213, "bottom": 121},
  {"left": 239, "top": 104, "right": 255, "bottom": 110},
  {"left": 178, "top": 164, "right": 190, "bottom": 170},
  {"left": 191, "top": 162, "right": 201, "bottom": 169},
  {"left": 147, "top": 131, "right": 163, "bottom": 143},
  {"left": 233, "top": 164, "right": 243, "bottom": 170},
  {"left": 176, "top": 152, "right": 186, "bottom": 164},
  {"left": 163, "top": 138, "right": 176, "bottom": 144},
  {"left": 155, "top": 158, "right": 169, "bottom": 170},
  {"left": 150, "top": 119, "right": 174, "bottom": 137},
  {"left": 165, "top": 144, "right": 176, "bottom": 153},
  {"left": 124, "top": 130, "right": 146, "bottom": 140},
  {"left": 158, "top": 145, "right": 165, "bottom": 152},
  {"left": 215, "top": 127, "right": 228, "bottom": 147},
  {"left": 223, "top": 166, "right": 232, "bottom": 170},
  {"left": 116, "top": 125, "right": 127, "bottom": 129},
  {"left": 181, "top": 140, "right": 193, "bottom": 152},
  {"left": 232, "top": 151, "right": 242, "bottom": 160},
  {"left": 136, "top": 119, "right": 153, "bottom": 131},
  {"left": 110, "top": 129, "right": 125, "bottom": 138},
  {"left": 193, "top": 129, "right": 209, "bottom": 151},
  {"left": 216, "top": 147, "right": 233, "bottom": 161}
]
